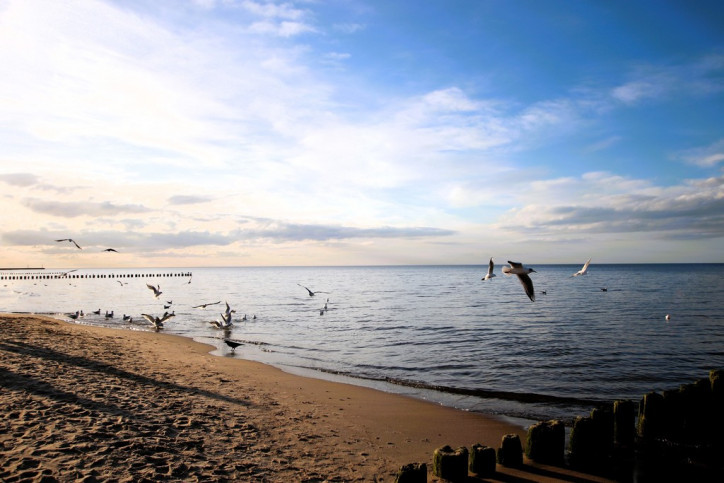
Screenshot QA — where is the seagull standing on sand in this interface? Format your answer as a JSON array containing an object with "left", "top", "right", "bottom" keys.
[
  {"left": 482, "top": 257, "right": 496, "bottom": 281},
  {"left": 55, "top": 238, "right": 82, "bottom": 249},
  {"left": 146, "top": 283, "right": 162, "bottom": 298},
  {"left": 502, "top": 261, "right": 537, "bottom": 302},
  {"left": 572, "top": 258, "right": 592, "bottom": 277},
  {"left": 297, "top": 284, "right": 329, "bottom": 297}
]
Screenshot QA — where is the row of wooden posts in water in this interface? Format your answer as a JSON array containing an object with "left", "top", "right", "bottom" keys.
[
  {"left": 0, "top": 271, "right": 192, "bottom": 281},
  {"left": 395, "top": 369, "right": 723, "bottom": 482}
]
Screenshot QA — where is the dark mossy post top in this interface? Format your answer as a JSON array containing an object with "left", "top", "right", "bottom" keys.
[
  {"left": 469, "top": 443, "right": 496, "bottom": 477},
  {"left": 432, "top": 445, "right": 468, "bottom": 482},
  {"left": 525, "top": 420, "right": 565, "bottom": 466},
  {"left": 497, "top": 433, "right": 523, "bottom": 468}
]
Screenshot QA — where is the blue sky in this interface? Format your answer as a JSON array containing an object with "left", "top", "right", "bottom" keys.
[{"left": 0, "top": 0, "right": 723, "bottom": 267}]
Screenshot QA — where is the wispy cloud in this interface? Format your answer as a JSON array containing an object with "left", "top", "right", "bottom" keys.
[
  {"left": 675, "top": 138, "right": 724, "bottom": 167},
  {"left": 0, "top": 172, "right": 39, "bottom": 187},
  {"left": 22, "top": 199, "right": 150, "bottom": 218},
  {"left": 168, "top": 195, "right": 214, "bottom": 206},
  {"left": 611, "top": 56, "right": 724, "bottom": 104},
  {"left": 498, "top": 172, "right": 724, "bottom": 240}
]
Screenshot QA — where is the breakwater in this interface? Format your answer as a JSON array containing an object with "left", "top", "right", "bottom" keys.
[
  {"left": 399, "top": 369, "right": 724, "bottom": 482},
  {"left": 0, "top": 271, "right": 192, "bottom": 281}
]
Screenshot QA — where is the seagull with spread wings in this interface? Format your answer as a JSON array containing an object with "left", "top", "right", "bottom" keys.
[
  {"left": 572, "top": 258, "right": 592, "bottom": 277},
  {"left": 482, "top": 257, "right": 496, "bottom": 281},
  {"left": 142, "top": 311, "right": 175, "bottom": 329},
  {"left": 55, "top": 238, "right": 81, "bottom": 249},
  {"left": 193, "top": 301, "right": 221, "bottom": 309},
  {"left": 502, "top": 261, "right": 537, "bottom": 302},
  {"left": 297, "top": 283, "right": 329, "bottom": 297},
  {"left": 146, "top": 283, "right": 162, "bottom": 298}
]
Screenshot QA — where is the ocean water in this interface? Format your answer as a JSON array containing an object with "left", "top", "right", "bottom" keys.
[{"left": 2, "top": 264, "right": 723, "bottom": 423}]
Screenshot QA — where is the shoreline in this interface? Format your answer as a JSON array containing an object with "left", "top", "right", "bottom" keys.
[{"left": 0, "top": 314, "right": 614, "bottom": 481}]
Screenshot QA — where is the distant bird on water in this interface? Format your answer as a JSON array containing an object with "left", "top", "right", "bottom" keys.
[
  {"left": 55, "top": 238, "right": 81, "bottom": 249},
  {"left": 502, "top": 261, "right": 537, "bottom": 302},
  {"left": 224, "top": 339, "right": 243, "bottom": 351},
  {"left": 298, "top": 284, "right": 329, "bottom": 297},
  {"left": 665, "top": 314, "right": 671, "bottom": 321},
  {"left": 572, "top": 257, "right": 592, "bottom": 277},
  {"left": 482, "top": 257, "right": 496, "bottom": 281},
  {"left": 146, "top": 283, "right": 162, "bottom": 298}
]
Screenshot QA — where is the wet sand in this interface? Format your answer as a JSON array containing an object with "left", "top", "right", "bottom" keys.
[{"left": 1, "top": 314, "right": 613, "bottom": 482}]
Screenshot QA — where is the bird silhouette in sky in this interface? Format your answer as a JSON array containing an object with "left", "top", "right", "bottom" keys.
[{"left": 55, "top": 238, "right": 81, "bottom": 249}]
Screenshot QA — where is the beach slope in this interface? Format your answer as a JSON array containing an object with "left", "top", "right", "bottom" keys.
[{"left": 1, "top": 315, "right": 611, "bottom": 481}]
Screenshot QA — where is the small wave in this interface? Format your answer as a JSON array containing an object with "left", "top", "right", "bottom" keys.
[{"left": 310, "top": 367, "right": 605, "bottom": 407}]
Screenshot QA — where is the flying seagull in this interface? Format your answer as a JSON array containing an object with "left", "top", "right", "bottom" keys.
[
  {"left": 297, "top": 284, "right": 329, "bottom": 297},
  {"left": 146, "top": 283, "right": 162, "bottom": 298},
  {"left": 210, "top": 318, "right": 233, "bottom": 329},
  {"left": 482, "top": 257, "right": 496, "bottom": 281},
  {"left": 572, "top": 258, "right": 592, "bottom": 277},
  {"left": 103, "top": 248, "right": 118, "bottom": 252},
  {"left": 211, "top": 304, "right": 235, "bottom": 329},
  {"left": 193, "top": 301, "right": 221, "bottom": 309},
  {"left": 55, "top": 238, "right": 81, "bottom": 249},
  {"left": 224, "top": 339, "right": 243, "bottom": 351},
  {"left": 141, "top": 311, "right": 175, "bottom": 329},
  {"left": 502, "top": 260, "right": 536, "bottom": 302}
]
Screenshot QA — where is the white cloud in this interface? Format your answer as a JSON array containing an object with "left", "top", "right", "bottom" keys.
[
  {"left": 248, "top": 20, "right": 317, "bottom": 37},
  {"left": 241, "top": 0, "right": 306, "bottom": 20},
  {"left": 496, "top": 172, "right": 724, "bottom": 240},
  {"left": 333, "top": 22, "right": 365, "bottom": 34}
]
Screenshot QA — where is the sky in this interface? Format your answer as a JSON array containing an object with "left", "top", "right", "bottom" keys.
[{"left": 1, "top": 0, "right": 723, "bottom": 268}]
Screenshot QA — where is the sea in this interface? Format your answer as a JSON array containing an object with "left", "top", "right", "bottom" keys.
[{"left": 2, "top": 264, "right": 723, "bottom": 425}]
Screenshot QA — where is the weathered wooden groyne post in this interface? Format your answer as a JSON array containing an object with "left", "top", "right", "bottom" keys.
[
  {"left": 497, "top": 433, "right": 523, "bottom": 468},
  {"left": 568, "top": 405, "right": 614, "bottom": 472},
  {"left": 432, "top": 445, "right": 468, "bottom": 482},
  {"left": 525, "top": 419, "right": 565, "bottom": 465},
  {"left": 468, "top": 443, "right": 496, "bottom": 477},
  {"left": 394, "top": 462, "right": 426, "bottom": 483}
]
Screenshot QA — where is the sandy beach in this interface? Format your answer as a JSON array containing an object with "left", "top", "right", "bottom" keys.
[{"left": 1, "top": 315, "right": 613, "bottom": 482}]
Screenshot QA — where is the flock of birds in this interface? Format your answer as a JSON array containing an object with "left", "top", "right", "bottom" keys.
[
  {"left": 65, "top": 279, "right": 329, "bottom": 352},
  {"left": 484, "top": 258, "right": 670, "bottom": 320},
  {"left": 55, "top": 238, "right": 117, "bottom": 252},
  {"left": 60, "top": 250, "right": 672, "bottom": 349},
  {"left": 483, "top": 257, "right": 596, "bottom": 302}
]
